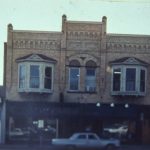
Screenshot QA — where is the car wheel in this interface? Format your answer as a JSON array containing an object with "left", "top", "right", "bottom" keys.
[{"left": 106, "top": 144, "right": 116, "bottom": 150}]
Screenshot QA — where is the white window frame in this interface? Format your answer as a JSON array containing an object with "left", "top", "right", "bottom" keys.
[
  {"left": 69, "top": 67, "right": 80, "bottom": 91},
  {"left": 111, "top": 67, "right": 122, "bottom": 92},
  {"left": 111, "top": 65, "right": 146, "bottom": 96},
  {"left": 85, "top": 67, "right": 96, "bottom": 92},
  {"left": 18, "top": 62, "right": 54, "bottom": 93},
  {"left": 18, "top": 63, "right": 27, "bottom": 89}
]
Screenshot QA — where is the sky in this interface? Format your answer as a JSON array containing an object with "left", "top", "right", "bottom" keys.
[{"left": 0, "top": 0, "right": 150, "bottom": 85}]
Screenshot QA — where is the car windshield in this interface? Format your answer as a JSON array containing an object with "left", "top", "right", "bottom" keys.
[
  {"left": 69, "top": 134, "right": 77, "bottom": 140},
  {"left": 70, "top": 133, "right": 87, "bottom": 140}
]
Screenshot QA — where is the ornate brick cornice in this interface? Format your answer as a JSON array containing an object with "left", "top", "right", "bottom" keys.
[
  {"left": 13, "top": 39, "right": 61, "bottom": 50},
  {"left": 107, "top": 34, "right": 150, "bottom": 50},
  {"left": 67, "top": 31, "right": 101, "bottom": 40},
  {"left": 107, "top": 43, "right": 150, "bottom": 50}
]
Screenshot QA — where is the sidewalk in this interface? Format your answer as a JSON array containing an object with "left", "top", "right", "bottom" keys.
[
  {"left": 121, "top": 144, "right": 150, "bottom": 150},
  {"left": 0, "top": 144, "right": 150, "bottom": 150},
  {"left": 0, "top": 144, "right": 52, "bottom": 150}
]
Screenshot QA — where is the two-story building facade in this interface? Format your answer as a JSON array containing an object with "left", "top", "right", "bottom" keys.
[{"left": 3, "top": 15, "right": 150, "bottom": 144}]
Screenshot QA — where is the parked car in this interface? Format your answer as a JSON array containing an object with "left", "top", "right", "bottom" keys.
[
  {"left": 52, "top": 132, "right": 120, "bottom": 150},
  {"left": 9, "top": 128, "right": 24, "bottom": 137},
  {"left": 104, "top": 125, "right": 128, "bottom": 136}
]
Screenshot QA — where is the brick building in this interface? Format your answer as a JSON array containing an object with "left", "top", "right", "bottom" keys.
[
  {"left": 3, "top": 15, "right": 150, "bottom": 144},
  {"left": 0, "top": 86, "right": 5, "bottom": 144}
]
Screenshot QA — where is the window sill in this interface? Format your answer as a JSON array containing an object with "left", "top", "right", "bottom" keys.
[
  {"left": 67, "top": 90, "right": 97, "bottom": 94},
  {"left": 111, "top": 91, "right": 145, "bottom": 97},
  {"left": 18, "top": 88, "right": 53, "bottom": 94}
]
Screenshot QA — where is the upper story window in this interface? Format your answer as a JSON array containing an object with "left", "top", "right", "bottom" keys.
[
  {"left": 69, "top": 60, "right": 80, "bottom": 91},
  {"left": 19, "top": 64, "right": 26, "bottom": 89},
  {"left": 85, "top": 60, "right": 96, "bottom": 92},
  {"left": 110, "top": 57, "right": 148, "bottom": 96},
  {"left": 44, "top": 67, "right": 52, "bottom": 89},
  {"left": 16, "top": 54, "right": 56, "bottom": 93},
  {"left": 30, "top": 65, "right": 40, "bottom": 88}
]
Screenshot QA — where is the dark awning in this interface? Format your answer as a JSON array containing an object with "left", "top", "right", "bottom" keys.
[{"left": 6, "top": 101, "right": 139, "bottom": 119}]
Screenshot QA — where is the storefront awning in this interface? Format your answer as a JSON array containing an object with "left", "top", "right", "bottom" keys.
[{"left": 6, "top": 101, "right": 140, "bottom": 119}]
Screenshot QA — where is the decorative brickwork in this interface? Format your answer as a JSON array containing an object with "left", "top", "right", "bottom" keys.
[{"left": 13, "top": 39, "right": 61, "bottom": 50}]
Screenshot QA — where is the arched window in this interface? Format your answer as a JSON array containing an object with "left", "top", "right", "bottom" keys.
[
  {"left": 86, "top": 60, "right": 97, "bottom": 68},
  {"left": 69, "top": 60, "right": 80, "bottom": 91},
  {"left": 85, "top": 60, "right": 97, "bottom": 92},
  {"left": 69, "top": 60, "right": 80, "bottom": 67}
]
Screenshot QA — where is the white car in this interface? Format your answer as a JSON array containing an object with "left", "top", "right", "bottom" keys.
[
  {"left": 52, "top": 132, "right": 120, "bottom": 150},
  {"left": 104, "top": 125, "right": 128, "bottom": 136},
  {"left": 9, "top": 128, "right": 24, "bottom": 137}
]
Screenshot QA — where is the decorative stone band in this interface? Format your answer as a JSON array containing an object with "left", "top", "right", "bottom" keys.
[
  {"left": 67, "top": 40, "right": 100, "bottom": 51},
  {"left": 107, "top": 43, "right": 150, "bottom": 50},
  {"left": 67, "top": 31, "right": 102, "bottom": 40},
  {"left": 13, "top": 39, "right": 61, "bottom": 50}
]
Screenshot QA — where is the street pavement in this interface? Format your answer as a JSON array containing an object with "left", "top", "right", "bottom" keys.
[{"left": 0, "top": 144, "right": 150, "bottom": 150}]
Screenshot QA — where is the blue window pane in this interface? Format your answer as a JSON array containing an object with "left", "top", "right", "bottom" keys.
[
  {"left": 86, "top": 68, "right": 95, "bottom": 76},
  {"left": 30, "top": 65, "right": 39, "bottom": 76},
  {"left": 69, "top": 68, "right": 79, "bottom": 90},
  {"left": 85, "top": 68, "right": 96, "bottom": 92},
  {"left": 19, "top": 65, "right": 25, "bottom": 88},
  {"left": 126, "top": 68, "right": 136, "bottom": 91},
  {"left": 140, "top": 69, "right": 145, "bottom": 92},
  {"left": 44, "top": 67, "right": 52, "bottom": 89},
  {"left": 30, "top": 65, "right": 40, "bottom": 88},
  {"left": 113, "top": 68, "right": 121, "bottom": 91}
]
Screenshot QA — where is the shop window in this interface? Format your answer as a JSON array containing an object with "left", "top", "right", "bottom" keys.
[
  {"left": 103, "top": 121, "right": 136, "bottom": 144},
  {"left": 7, "top": 116, "right": 57, "bottom": 142}
]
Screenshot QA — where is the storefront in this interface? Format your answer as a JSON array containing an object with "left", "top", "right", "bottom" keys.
[
  {"left": 0, "top": 86, "right": 5, "bottom": 144},
  {"left": 5, "top": 101, "right": 149, "bottom": 144}
]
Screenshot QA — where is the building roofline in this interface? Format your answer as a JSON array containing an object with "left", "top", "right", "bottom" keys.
[
  {"left": 67, "top": 20, "right": 102, "bottom": 25},
  {"left": 107, "top": 33, "right": 150, "bottom": 38},
  {"left": 12, "top": 30, "right": 62, "bottom": 34}
]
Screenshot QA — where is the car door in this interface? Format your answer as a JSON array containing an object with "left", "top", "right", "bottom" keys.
[
  {"left": 75, "top": 134, "right": 88, "bottom": 148},
  {"left": 87, "top": 134, "right": 103, "bottom": 149}
]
